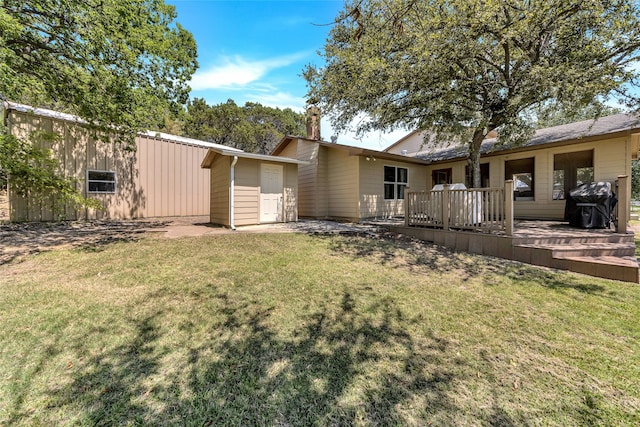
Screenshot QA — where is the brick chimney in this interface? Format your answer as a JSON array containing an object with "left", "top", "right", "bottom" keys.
[{"left": 306, "top": 105, "right": 321, "bottom": 140}]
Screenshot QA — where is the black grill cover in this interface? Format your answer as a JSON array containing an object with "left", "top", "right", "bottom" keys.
[{"left": 564, "top": 182, "right": 617, "bottom": 229}]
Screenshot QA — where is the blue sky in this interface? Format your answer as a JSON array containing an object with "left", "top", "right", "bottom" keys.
[{"left": 168, "top": 0, "right": 408, "bottom": 150}]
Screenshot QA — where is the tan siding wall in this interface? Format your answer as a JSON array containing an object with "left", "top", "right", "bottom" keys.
[
  {"left": 317, "top": 145, "right": 329, "bottom": 217},
  {"left": 209, "top": 155, "right": 230, "bottom": 226},
  {"left": 8, "top": 110, "right": 211, "bottom": 221},
  {"left": 326, "top": 148, "right": 359, "bottom": 219},
  {"left": 278, "top": 140, "right": 298, "bottom": 158},
  {"left": 423, "top": 137, "right": 632, "bottom": 220},
  {"left": 386, "top": 132, "right": 426, "bottom": 155},
  {"left": 283, "top": 163, "right": 298, "bottom": 222},
  {"left": 233, "top": 159, "right": 260, "bottom": 226},
  {"left": 358, "top": 158, "right": 428, "bottom": 218},
  {"left": 294, "top": 140, "right": 322, "bottom": 217}
]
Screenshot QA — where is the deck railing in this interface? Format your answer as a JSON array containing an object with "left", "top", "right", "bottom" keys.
[{"left": 405, "top": 181, "right": 514, "bottom": 235}]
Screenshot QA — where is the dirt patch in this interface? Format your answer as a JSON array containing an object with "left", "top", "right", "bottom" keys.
[{"left": 0, "top": 219, "right": 171, "bottom": 265}]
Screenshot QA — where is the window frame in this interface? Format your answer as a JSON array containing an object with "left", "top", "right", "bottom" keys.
[
  {"left": 505, "top": 157, "right": 535, "bottom": 201},
  {"left": 432, "top": 168, "right": 452, "bottom": 186},
  {"left": 87, "top": 170, "right": 117, "bottom": 194},
  {"left": 552, "top": 150, "right": 594, "bottom": 201},
  {"left": 383, "top": 165, "right": 409, "bottom": 200}
]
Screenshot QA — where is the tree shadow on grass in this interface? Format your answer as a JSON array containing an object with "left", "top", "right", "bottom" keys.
[
  {"left": 35, "top": 290, "right": 526, "bottom": 426},
  {"left": 322, "top": 233, "right": 609, "bottom": 296},
  {"left": 182, "top": 291, "right": 461, "bottom": 425},
  {"left": 45, "top": 314, "right": 163, "bottom": 425},
  {"left": 0, "top": 220, "right": 169, "bottom": 263}
]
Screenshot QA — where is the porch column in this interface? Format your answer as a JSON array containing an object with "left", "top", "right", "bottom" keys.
[
  {"left": 616, "top": 175, "right": 629, "bottom": 234},
  {"left": 442, "top": 183, "right": 450, "bottom": 230},
  {"left": 504, "top": 180, "right": 514, "bottom": 236}
]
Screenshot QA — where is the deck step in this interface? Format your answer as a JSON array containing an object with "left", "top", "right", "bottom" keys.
[
  {"left": 553, "top": 256, "right": 640, "bottom": 283},
  {"left": 517, "top": 242, "right": 636, "bottom": 258},
  {"left": 512, "top": 241, "right": 639, "bottom": 282},
  {"left": 514, "top": 234, "right": 634, "bottom": 246}
]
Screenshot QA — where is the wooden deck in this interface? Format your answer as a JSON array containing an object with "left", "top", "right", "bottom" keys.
[{"left": 384, "top": 219, "right": 639, "bottom": 283}]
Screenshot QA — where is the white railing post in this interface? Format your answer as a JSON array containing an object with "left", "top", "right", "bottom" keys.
[
  {"left": 616, "top": 175, "right": 629, "bottom": 234},
  {"left": 505, "top": 180, "right": 514, "bottom": 236}
]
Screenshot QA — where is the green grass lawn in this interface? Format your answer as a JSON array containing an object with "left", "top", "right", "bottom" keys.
[{"left": 1, "top": 232, "right": 639, "bottom": 426}]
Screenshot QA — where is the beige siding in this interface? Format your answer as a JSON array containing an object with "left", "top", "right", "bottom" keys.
[
  {"left": 358, "top": 158, "right": 428, "bottom": 218},
  {"left": 209, "top": 155, "right": 230, "bottom": 226},
  {"left": 8, "top": 110, "right": 211, "bottom": 221},
  {"left": 423, "top": 136, "right": 632, "bottom": 220},
  {"left": 295, "top": 140, "right": 323, "bottom": 218},
  {"left": 283, "top": 163, "right": 298, "bottom": 222},
  {"left": 206, "top": 156, "right": 298, "bottom": 227},
  {"left": 326, "top": 148, "right": 359, "bottom": 219},
  {"left": 316, "top": 145, "right": 329, "bottom": 217},
  {"left": 278, "top": 139, "right": 298, "bottom": 158},
  {"left": 385, "top": 132, "right": 426, "bottom": 155},
  {"left": 233, "top": 159, "right": 260, "bottom": 226}
]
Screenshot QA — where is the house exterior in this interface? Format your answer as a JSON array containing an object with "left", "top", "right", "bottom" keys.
[
  {"left": 2, "top": 100, "right": 240, "bottom": 221},
  {"left": 201, "top": 148, "right": 304, "bottom": 228},
  {"left": 271, "top": 136, "right": 430, "bottom": 221},
  {"left": 386, "top": 115, "right": 640, "bottom": 220}
]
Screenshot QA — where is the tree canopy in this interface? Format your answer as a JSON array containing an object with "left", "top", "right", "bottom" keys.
[
  {"left": 0, "top": 0, "right": 197, "bottom": 208},
  {"left": 305, "top": 0, "right": 640, "bottom": 186},
  {"left": 183, "top": 99, "right": 306, "bottom": 155}
]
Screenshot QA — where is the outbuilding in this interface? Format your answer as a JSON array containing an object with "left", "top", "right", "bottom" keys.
[
  {"left": 2, "top": 100, "right": 240, "bottom": 221},
  {"left": 201, "top": 148, "right": 306, "bottom": 228}
]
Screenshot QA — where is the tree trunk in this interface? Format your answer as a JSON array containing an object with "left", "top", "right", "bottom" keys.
[{"left": 468, "top": 129, "right": 485, "bottom": 188}]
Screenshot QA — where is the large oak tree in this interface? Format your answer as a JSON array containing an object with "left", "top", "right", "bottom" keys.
[
  {"left": 0, "top": 0, "right": 197, "bottom": 206},
  {"left": 305, "top": 0, "right": 640, "bottom": 187}
]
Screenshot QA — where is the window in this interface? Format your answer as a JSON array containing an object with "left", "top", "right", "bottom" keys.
[
  {"left": 553, "top": 150, "right": 594, "bottom": 200},
  {"left": 465, "top": 163, "right": 490, "bottom": 188},
  {"left": 384, "top": 166, "right": 408, "bottom": 200},
  {"left": 505, "top": 158, "right": 534, "bottom": 200},
  {"left": 87, "top": 170, "right": 116, "bottom": 193},
  {"left": 432, "top": 168, "right": 452, "bottom": 185}
]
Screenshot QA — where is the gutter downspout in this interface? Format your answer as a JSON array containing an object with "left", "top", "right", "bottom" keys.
[{"left": 229, "top": 156, "right": 238, "bottom": 230}]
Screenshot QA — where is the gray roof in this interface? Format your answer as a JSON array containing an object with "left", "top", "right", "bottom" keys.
[{"left": 414, "top": 113, "right": 640, "bottom": 163}]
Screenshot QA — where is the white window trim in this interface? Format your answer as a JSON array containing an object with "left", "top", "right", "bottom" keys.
[{"left": 87, "top": 169, "right": 117, "bottom": 194}]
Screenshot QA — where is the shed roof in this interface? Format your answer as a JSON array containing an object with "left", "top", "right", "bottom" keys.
[
  {"left": 2, "top": 100, "right": 240, "bottom": 152},
  {"left": 201, "top": 147, "right": 309, "bottom": 169},
  {"left": 140, "top": 131, "right": 241, "bottom": 151},
  {"left": 413, "top": 113, "right": 640, "bottom": 163}
]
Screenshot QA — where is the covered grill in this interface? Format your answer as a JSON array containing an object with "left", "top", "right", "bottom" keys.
[{"left": 564, "top": 182, "right": 617, "bottom": 229}]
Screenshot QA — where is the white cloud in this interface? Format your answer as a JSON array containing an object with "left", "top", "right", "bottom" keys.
[
  {"left": 246, "top": 91, "right": 306, "bottom": 111},
  {"left": 189, "top": 52, "right": 309, "bottom": 90}
]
